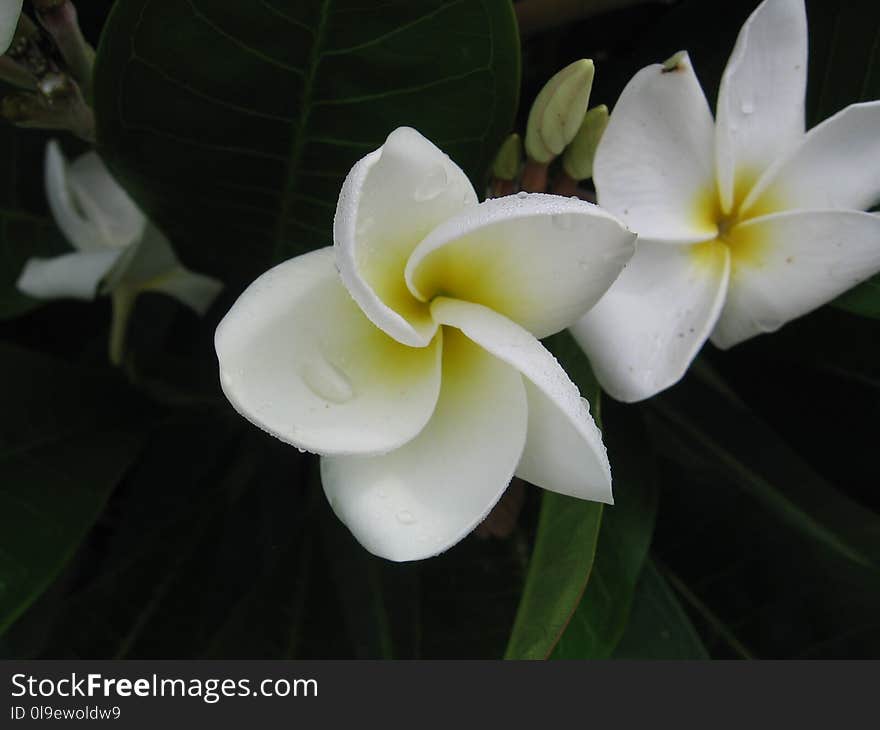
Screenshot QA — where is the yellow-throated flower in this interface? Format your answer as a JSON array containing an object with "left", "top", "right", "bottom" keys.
[
  {"left": 573, "top": 0, "right": 880, "bottom": 402},
  {"left": 215, "top": 127, "right": 636, "bottom": 561}
]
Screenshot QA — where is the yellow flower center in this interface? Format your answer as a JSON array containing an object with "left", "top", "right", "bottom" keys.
[{"left": 689, "top": 169, "right": 783, "bottom": 274}]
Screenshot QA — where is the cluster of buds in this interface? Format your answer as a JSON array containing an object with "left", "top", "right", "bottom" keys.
[
  {"left": 489, "top": 59, "right": 609, "bottom": 201},
  {"left": 0, "top": 0, "right": 95, "bottom": 141}
]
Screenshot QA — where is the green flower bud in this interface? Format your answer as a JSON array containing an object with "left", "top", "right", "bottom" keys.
[
  {"left": 525, "top": 59, "right": 594, "bottom": 164},
  {"left": 562, "top": 104, "right": 609, "bottom": 181},
  {"left": 492, "top": 133, "right": 522, "bottom": 181}
]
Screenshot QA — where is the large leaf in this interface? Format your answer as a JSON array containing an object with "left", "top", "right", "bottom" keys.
[
  {"left": 94, "top": 0, "right": 520, "bottom": 284},
  {"left": 611, "top": 559, "right": 709, "bottom": 660},
  {"left": 32, "top": 419, "right": 314, "bottom": 659},
  {"left": 504, "top": 331, "right": 604, "bottom": 659},
  {"left": 319, "top": 496, "right": 420, "bottom": 659},
  {"left": 0, "top": 345, "right": 150, "bottom": 635},
  {"left": 0, "top": 212, "right": 67, "bottom": 320},
  {"left": 551, "top": 403, "right": 658, "bottom": 659},
  {"left": 652, "top": 364, "right": 880, "bottom": 571},
  {"left": 650, "top": 420, "right": 880, "bottom": 658}
]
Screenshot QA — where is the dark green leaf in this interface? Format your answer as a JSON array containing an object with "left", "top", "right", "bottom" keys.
[
  {"left": 0, "top": 212, "right": 67, "bottom": 320},
  {"left": 94, "top": 0, "right": 520, "bottom": 285},
  {"left": 0, "top": 345, "right": 150, "bottom": 635},
  {"left": 653, "top": 364, "right": 880, "bottom": 571},
  {"left": 650, "top": 426, "right": 880, "bottom": 658},
  {"left": 611, "top": 559, "right": 709, "bottom": 660},
  {"left": 504, "top": 332, "right": 604, "bottom": 659},
  {"left": 319, "top": 496, "right": 420, "bottom": 659},
  {"left": 37, "top": 421, "right": 313, "bottom": 659},
  {"left": 551, "top": 404, "right": 658, "bottom": 658}
]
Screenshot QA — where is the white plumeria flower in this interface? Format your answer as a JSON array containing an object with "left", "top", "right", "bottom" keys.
[
  {"left": 17, "top": 140, "right": 223, "bottom": 362},
  {"left": 0, "top": 0, "right": 23, "bottom": 54},
  {"left": 572, "top": 0, "right": 880, "bottom": 403},
  {"left": 215, "top": 127, "right": 636, "bottom": 561}
]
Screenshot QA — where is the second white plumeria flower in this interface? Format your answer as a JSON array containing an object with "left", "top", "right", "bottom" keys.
[
  {"left": 216, "top": 127, "right": 636, "bottom": 561},
  {"left": 572, "top": 0, "right": 880, "bottom": 402},
  {"left": 0, "top": 0, "right": 23, "bottom": 54},
  {"left": 17, "top": 141, "right": 223, "bottom": 363}
]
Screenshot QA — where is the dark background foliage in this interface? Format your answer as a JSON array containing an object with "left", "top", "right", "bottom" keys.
[{"left": 1, "top": 0, "right": 878, "bottom": 659}]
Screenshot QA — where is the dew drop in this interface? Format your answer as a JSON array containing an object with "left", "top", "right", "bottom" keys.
[
  {"left": 740, "top": 100, "right": 755, "bottom": 115},
  {"left": 413, "top": 166, "right": 448, "bottom": 201},
  {"left": 396, "top": 509, "right": 416, "bottom": 525},
  {"left": 301, "top": 356, "right": 354, "bottom": 404},
  {"left": 552, "top": 213, "right": 574, "bottom": 231},
  {"left": 516, "top": 191, "right": 529, "bottom": 199}
]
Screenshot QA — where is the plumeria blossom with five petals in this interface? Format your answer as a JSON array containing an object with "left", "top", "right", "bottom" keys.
[
  {"left": 215, "top": 127, "right": 636, "bottom": 562},
  {"left": 572, "top": 0, "right": 880, "bottom": 402},
  {"left": 0, "top": 0, "right": 23, "bottom": 54},
  {"left": 17, "top": 141, "right": 223, "bottom": 363}
]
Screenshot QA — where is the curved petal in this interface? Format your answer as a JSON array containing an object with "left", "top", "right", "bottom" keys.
[
  {"left": 572, "top": 240, "right": 730, "bottom": 403},
  {"left": 68, "top": 150, "right": 146, "bottom": 249},
  {"left": 334, "top": 127, "right": 478, "bottom": 347},
  {"left": 431, "top": 297, "right": 612, "bottom": 503},
  {"left": 593, "top": 53, "right": 719, "bottom": 245},
  {"left": 321, "top": 328, "right": 528, "bottom": 561},
  {"left": 146, "top": 267, "right": 223, "bottom": 315},
  {"left": 0, "top": 0, "right": 22, "bottom": 55},
  {"left": 405, "top": 194, "right": 635, "bottom": 339},
  {"left": 715, "top": 0, "right": 807, "bottom": 213},
  {"left": 16, "top": 249, "right": 123, "bottom": 301},
  {"left": 215, "top": 248, "right": 442, "bottom": 456},
  {"left": 102, "top": 224, "right": 178, "bottom": 293},
  {"left": 712, "top": 210, "right": 880, "bottom": 349},
  {"left": 45, "top": 140, "right": 105, "bottom": 252},
  {"left": 742, "top": 102, "right": 880, "bottom": 217}
]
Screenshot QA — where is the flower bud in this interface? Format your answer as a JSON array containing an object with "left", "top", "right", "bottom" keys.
[
  {"left": 563, "top": 104, "right": 609, "bottom": 181},
  {"left": 492, "top": 133, "right": 521, "bottom": 181},
  {"left": 525, "top": 59, "right": 594, "bottom": 164}
]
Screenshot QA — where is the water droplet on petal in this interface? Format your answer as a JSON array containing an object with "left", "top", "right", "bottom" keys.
[
  {"left": 741, "top": 100, "right": 755, "bottom": 115},
  {"left": 516, "top": 191, "right": 529, "bottom": 199},
  {"left": 396, "top": 509, "right": 416, "bottom": 525},
  {"left": 413, "top": 166, "right": 448, "bottom": 201},
  {"left": 301, "top": 356, "right": 354, "bottom": 404}
]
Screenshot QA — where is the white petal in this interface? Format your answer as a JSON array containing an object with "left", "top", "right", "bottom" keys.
[
  {"left": 334, "top": 127, "right": 478, "bottom": 347},
  {"left": 405, "top": 193, "right": 635, "bottom": 339},
  {"left": 0, "top": 0, "right": 22, "bottom": 55},
  {"left": 68, "top": 150, "right": 146, "bottom": 248},
  {"left": 215, "top": 248, "right": 442, "bottom": 456},
  {"left": 321, "top": 328, "right": 528, "bottom": 561},
  {"left": 715, "top": 0, "right": 807, "bottom": 213},
  {"left": 593, "top": 53, "right": 718, "bottom": 245},
  {"left": 102, "top": 224, "right": 178, "bottom": 293},
  {"left": 16, "top": 249, "right": 123, "bottom": 301},
  {"left": 572, "top": 241, "right": 730, "bottom": 402},
  {"left": 712, "top": 210, "right": 880, "bottom": 349},
  {"left": 145, "top": 267, "right": 223, "bottom": 315},
  {"left": 44, "top": 141, "right": 145, "bottom": 252},
  {"left": 431, "top": 297, "right": 612, "bottom": 503},
  {"left": 742, "top": 102, "right": 880, "bottom": 216}
]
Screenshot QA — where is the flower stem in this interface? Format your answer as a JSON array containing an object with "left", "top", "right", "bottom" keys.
[{"left": 109, "top": 288, "right": 136, "bottom": 367}]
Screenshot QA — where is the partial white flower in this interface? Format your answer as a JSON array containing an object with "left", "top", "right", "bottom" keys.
[
  {"left": 216, "top": 127, "right": 636, "bottom": 561},
  {"left": 572, "top": 0, "right": 880, "bottom": 402},
  {"left": 17, "top": 140, "right": 223, "bottom": 363},
  {"left": 0, "top": 0, "right": 23, "bottom": 54}
]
